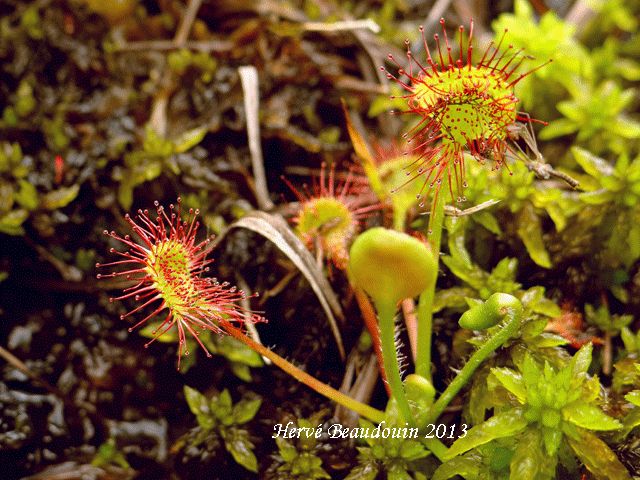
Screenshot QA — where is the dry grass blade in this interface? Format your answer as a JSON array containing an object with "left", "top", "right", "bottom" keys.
[
  {"left": 219, "top": 211, "right": 346, "bottom": 361},
  {"left": 239, "top": 66, "right": 274, "bottom": 210}
]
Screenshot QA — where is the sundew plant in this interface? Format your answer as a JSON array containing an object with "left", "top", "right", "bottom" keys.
[
  {"left": 382, "top": 19, "right": 550, "bottom": 220},
  {"left": 97, "top": 199, "right": 264, "bottom": 370},
  {"left": 94, "top": 12, "right": 638, "bottom": 480}
]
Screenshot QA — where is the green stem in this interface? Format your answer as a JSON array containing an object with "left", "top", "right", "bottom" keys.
[
  {"left": 424, "top": 437, "right": 449, "bottom": 462},
  {"left": 376, "top": 299, "right": 414, "bottom": 426},
  {"left": 428, "top": 181, "right": 446, "bottom": 254},
  {"left": 223, "top": 324, "right": 385, "bottom": 424},
  {"left": 415, "top": 187, "right": 445, "bottom": 380},
  {"left": 354, "top": 286, "right": 390, "bottom": 396},
  {"left": 392, "top": 200, "right": 406, "bottom": 232},
  {"left": 427, "top": 294, "right": 524, "bottom": 425}
]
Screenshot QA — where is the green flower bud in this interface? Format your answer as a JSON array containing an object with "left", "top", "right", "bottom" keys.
[
  {"left": 405, "top": 374, "right": 437, "bottom": 404},
  {"left": 458, "top": 293, "right": 519, "bottom": 330},
  {"left": 349, "top": 228, "right": 436, "bottom": 305}
]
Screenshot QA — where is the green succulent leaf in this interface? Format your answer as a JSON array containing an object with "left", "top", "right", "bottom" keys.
[
  {"left": 183, "top": 385, "right": 216, "bottom": 430},
  {"left": 440, "top": 255, "right": 486, "bottom": 291},
  {"left": 572, "top": 147, "right": 615, "bottom": 179},
  {"left": 184, "top": 385, "right": 210, "bottom": 416},
  {"left": 491, "top": 367, "right": 526, "bottom": 403},
  {"left": 516, "top": 203, "right": 551, "bottom": 268},
  {"left": 398, "top": 440, "right": 429, "bottom": 461},
  {"left": 521, "top": 353, "right": 542, "bottom": 387},
  {"left": 432, "top": 454, "right": 480, "bottom": 480},
  {"left": 14, "top": 179, "right": 38, "bottom": 210},
  {"left": 387, "top": 461, "right": 412, "bottom": 480},
  {"left": 580, "top": 188, "right": 617, "bottom": 205},
  {"left": 41, "top": 184, "right": 80, "bottom": 210},
  {"left": 567, "top": 429, "right": 632, "bottom": 480},
  {"left": 570, "top": 343, "right": 593, "bottom": 377},
  {"left": 624, "top": 390, "right": 640, "bottom": 406},
  {"left": 523, "top": 289, "right": 563, "bottom": 318},
  {"left": 344, "top": 461, "right": 379, "bottom": 480},
  {"left": 510, "top": 429, "right": 557, "bottom": 480},
  {"left": 0, "top": 209, "right": 28, "bottom": 235},
  {"left": 619, "top": 407, "right": 640, "bottom": 439},
  {"left": 620, "top": 327, "right": 640, "bottom": 354},
  {"left": 432, "top": 287, "right": 475, "bottom": 312},
  {"left": 222, "top": 426, "right": 258, "bottom": 473},
  {"left": 92, "top": 437, "right": 131, "bottom": 469},
  {"left": 562, "top": 403, "right": 621, "bottom": 430},
  {"left": 540, "top": 117, "right": 580, "bottom": 140},
  {"left": 276, "top": 436, "right": 298, "bottom": 462},
  {"left": 233, "top": 398, "right": 262, "bottom": 425},
  {"left": 230, "top": 362, "right": 252, "bottom": 382},
  {"left": 217, "top": 389, "right": 233, "bottom": 411},
  {"left": 542, "top": 426, "right": 562, "bottom": 456},
  {"left": 444, "top": 409, "right": 527, "bottom": 459},
  {"left": 217, "top": 336, "right": 264, "bottom": 367},
  {"left": 173, "top": 126, "right": 207, "bottom": 154}
]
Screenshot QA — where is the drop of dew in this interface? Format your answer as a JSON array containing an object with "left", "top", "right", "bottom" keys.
[
  {"left": 457, "top": 197, "right": 462, "bottom": 202},
  {"left": 462, "top": 196, "right": 466, "bottom": 201},
  {"left": 463, "top": 182, "right": 468, "bottom": 187},
  {"left": 428, "top": 229, "right": 433, "bottom": 234}
]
